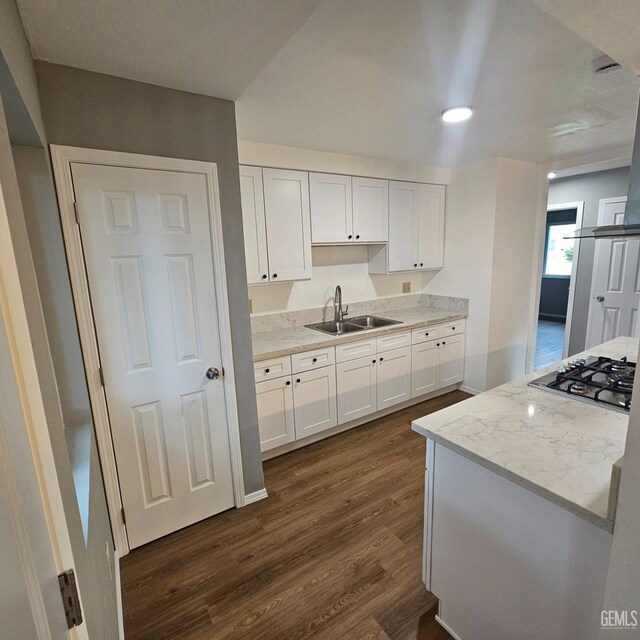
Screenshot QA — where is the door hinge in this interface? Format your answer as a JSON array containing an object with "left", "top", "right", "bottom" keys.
[
  {"left": 58, "top": 569, "right": 83, "bottom": 630},
  {"left": 73, "top": 201, "right": 80, "bottom": 224},
  {"left": 121, "top": 507, "right": 127, "bottom": 526},
  {"left": 98, "top": 367, "right": 105, "bottom": 387}
]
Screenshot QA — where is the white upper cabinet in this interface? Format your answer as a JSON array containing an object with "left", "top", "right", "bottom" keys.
[
  {"left": 310, "top": 173, "right": 353, "bottom": 243},
  {"left": 369, "top": 180, "right": 445, "bottom": 273},
  {"left": 310, "top": 174, "right": 389, "bottom": 244},
  {"left": 240, "top": 166, "right": 312, "bottom": 283},
  {"left": 239, "top": 166, "right": 269, "bottom": 284},
  {"left": 352, "top": 177, "right": 389, "bottom": 243}
]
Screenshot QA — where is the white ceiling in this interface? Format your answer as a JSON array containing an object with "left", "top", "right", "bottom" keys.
[{"left": 16, "top": 0, "right": 640, "bottom": 167}]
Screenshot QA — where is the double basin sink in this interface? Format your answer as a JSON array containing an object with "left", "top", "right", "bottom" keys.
[{"left": 306, "top": 315, "right": 402, "bottom": 336}]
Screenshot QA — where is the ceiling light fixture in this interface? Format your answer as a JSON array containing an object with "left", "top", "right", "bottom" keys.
[
  {"left": 441, "top": 106, "right": 473, "bottom": 123},
  {"left": 547, "top": 171, "right": 558, "bottom": 179}
]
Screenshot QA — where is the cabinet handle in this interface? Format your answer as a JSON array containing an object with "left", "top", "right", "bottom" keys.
[
  {"left": 312, "top": 357, "right": 318, "bottom": 363},
  {"left": 436, "top": 343, "right": 440, "bottom": 347},
  {"left": 265, "top": 368, "right": 270, "bottom": 373},
  {"left": 452, "top": 326, "right": 455, "bottom": 330},
  {"left": 425, "top": 332, "right": 429, "bottom": 336},
  {"left": 414, "top": 263, "right": 418, "bottom": 267},
  {"left": 379, "top": 357, "right": 384, "bottom": 362},
  {"left": 272, "top": 273, "right": 278, "bottom": 278},
  {"left": 443, "top": 341, "right": 446, "bottom": 345},
  {"left": 420, "top": 262, "right": 424, "bottom": 267},
  {"left": 372, "top": 359, "right": 376, "bottom": 363},
  {"left": 261, "top": 274, "right": 267, "bottom": 280},
  {"left": 356, "top": 234, "right": 360, "bottom": 239},
  {"left": 285, "top": 380, "right": 291, "bottom": 385},
  {"left": 296, "top": 378, "right": 301, "bottom": 383},
  {"left": 348, "top": 235, "right": 353, "bottom": 239}
]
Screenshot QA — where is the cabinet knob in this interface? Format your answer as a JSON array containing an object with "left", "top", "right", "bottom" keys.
[
  {"left": 272, "top": 274, "right": 278, "bottom": 279},
  {"left": 420, "top": 262, "right": 424, "bottom": 267},
  {"left": 379, "top": 357, "right": 384, "bottom": 362},
  {"left": 356, "top": 234, "right": 360, "bottom": 239},
  {"left": 265, "top": 368, "right": 270, "bottom": 373},
  {"left": 312, "top": 357, "right": 318, "bottom": 363},
  {"left": 443, "top": 341, "right": 446, "bottom": 345},
  {"left": 261, "top": 274, "right": 267, "bottom": 280},
  {"left": 436, "top": 343, "right": 440, "bottom": 347},
  {"left": 372, "top": 359, "right": 376, "bottom": 363},
  {"left": 414, "top": 263, "right": 418, "bottom": 267},
  {"left": 452, "top": 326, "right": 455, "bottom": 330},
  {"left": 348, "top": 235, "right": 353, "bottom": 239},
  {"left": 296, "top": 378, "right": 301, "bottom": 383},
  {"left": 425, "top": 332, "right": 429, "bottom": 336},
  {"left": 286, "top": 380, "right": 291, "bottom": 386}
]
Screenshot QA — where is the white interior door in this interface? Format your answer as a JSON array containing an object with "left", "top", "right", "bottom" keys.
[
  {"left": 71, "top": 162, "right": 235, "bottom": 549},
  {"left": 587, "top": 197, "right": 640, "bottom": 348}
]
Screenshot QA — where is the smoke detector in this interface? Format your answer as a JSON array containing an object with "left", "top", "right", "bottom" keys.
[{"left": 592, "top": 54, "right": 621, "bottom": 74}]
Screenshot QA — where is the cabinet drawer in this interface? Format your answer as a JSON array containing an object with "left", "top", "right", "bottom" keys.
[
  {"left": 412, "top": 325, "right": 442, "bottom": 345},
  {"left": 376, "top": 330, "right": 411, "bottom": 354},
  {"left": 254, "top": 355, "right": 292, "bottom": 382},
  {"left": 291, "top": 346, "right": 335, "bottom": 374},
  {"left": 440, "top": 319, "right": 465, "bottom": 338},
  {"left": 335, "top": 338, "right": 377, "bottom": 363}
]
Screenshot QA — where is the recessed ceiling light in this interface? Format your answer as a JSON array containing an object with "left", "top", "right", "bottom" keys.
[
  {"left": 547, "top": 171, "right": 558, "bottom": 179},
  {"left": 441, "top": 106, "right": 473, "bottom": 123}
]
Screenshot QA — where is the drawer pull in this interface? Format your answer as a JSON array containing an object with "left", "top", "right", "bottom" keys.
[
  {"left": 348, "top": 234, "right": 353, "bottom": 239},
  {"left": 436, "top": 343, "right": 440, "bottom": 347},
  {"left": 356, "top": 234, "right": 360, "bottom": 239},
  {"left": 425, "top": 332, "right": 429, "bottom": 336},
  {"left": 379, "top": 357, "right": 384, "bottom": 362},
  {"left": 443, "top": 341, "right": 446, "bottom": 345},
  {"left": 265, "top": 368, "right": 270, "bottom": 373},
  {"left": 262, "top": 274, "right": 267, "bottom": 280},
  {"left": 312, "top": 357, "right": 318, "bottom": 363},
  {"left": 296, "top": 378, "right": 301, "bottom": 383},
  {"left": 452, "top": 326, "right": 455, "bottom": 330},
  {"left": 285, "top": 380, "right": 291, "bottom": 386},
  {"left": 372, "top": 359, "right": 376, "bottom": 363}
]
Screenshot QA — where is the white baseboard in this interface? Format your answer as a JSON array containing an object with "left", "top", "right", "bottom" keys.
[
  {"left": 243, "top": 488, "right": 268, "bottom": 505},
  {"left": 459, "top": 384, "right": 480, "bottom": 395},
  {"left": 435, "top": 615, "right": 462, "bottom": 640}
]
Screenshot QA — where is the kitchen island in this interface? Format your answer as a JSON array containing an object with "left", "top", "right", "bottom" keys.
[{"left": 412, "top": 336, "right": 637, "bottom": 640}]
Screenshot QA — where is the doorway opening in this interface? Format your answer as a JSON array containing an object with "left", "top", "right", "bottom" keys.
[{"left": 534, "top": 203, "right": 582, "bottom": 369}]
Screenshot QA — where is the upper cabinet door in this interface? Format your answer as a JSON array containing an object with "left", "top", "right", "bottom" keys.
[
  {"left": 239, "top": 166, "right": 269, "bottom": 284},
  {"left": 263, "top": 168, "right": 312, "bottom": 281},
  {"left": 310, "top": 173, "right": 353, "bottom": 244},
  {"left": 352, "top": 177, "right": 388, "bottom": 243},
  {"left": 388, "top": 181, "right": 419, "bottom": 272},
  {"left": 416, "top": 184, "right": 445, "bottom": 270}
]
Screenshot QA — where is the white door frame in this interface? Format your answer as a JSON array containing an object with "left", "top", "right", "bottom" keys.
[
  {"left": 546, "top": 201, "right": 585, "bottom": 358},
  {"left": 50, "top": 145, "right": 246, "bottom": 556},
  {"left": 0, "top": 175, "right": 89, "bottom": 638},
  {"left": 585, "top": 196, "right": 629, "bottom": 349}
]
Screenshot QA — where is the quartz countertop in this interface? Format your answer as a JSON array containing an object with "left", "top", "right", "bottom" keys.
[
  {"left": 252, "top": 306, "right": 467, "bottom": 361},
  {"left": 412, "top": 336, "right": 638, "bottom": 531}
]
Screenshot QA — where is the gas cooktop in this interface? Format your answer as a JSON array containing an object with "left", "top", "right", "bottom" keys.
[{"left": 529, "top": 356, "right": 635, "bottom": 414}]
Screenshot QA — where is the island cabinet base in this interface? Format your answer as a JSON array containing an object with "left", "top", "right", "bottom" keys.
[{"left": 423, "top": 441, "right": 612, "bottom": 640}]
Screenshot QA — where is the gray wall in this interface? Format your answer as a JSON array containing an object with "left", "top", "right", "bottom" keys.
[
  {"left": 548, "top": 167, "right": 631, "bottom": 355},
  {"left": 34, "top": 61, "right": 264, "bottom": 494}
]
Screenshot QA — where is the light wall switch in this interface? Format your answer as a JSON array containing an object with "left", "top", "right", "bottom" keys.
[
  {"left": 248, "top": 298, "right": 253, "bottom": 313},
  {"left": 402, "top": 282, "right": 411, "bottom": 294}
]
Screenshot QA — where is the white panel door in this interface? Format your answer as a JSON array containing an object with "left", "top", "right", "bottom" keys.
[
  {"left": 412, "top": 340, "right": 438, "bottom": 397},
  {"left": 388, "top": 181, "right": 419, "bottom": 271},
  {"left": 71, "top": 163, "right": 235, "bottom": 548},
  {"left": 377, "top": 346, "right": 412, "bottom": 410},
  {"left": 310, "top": 172, "right": 353, "bottom": 243},
  {"left": 256, "top": 377, "right": 295, "bottom": 452},
  {"left": 239, "top": 165, "right": 269, "bottom": 284},
  {"left": 438, "top": 334, "right": 465, "bottom": 388},
  {"left": 587, "top": 198, "right": 640, "bottom": 348},
  {"left": 416, "top": 184, "right": 445, "bottom": 269},
  {"left": 263, "top": 168, "right": 312, "bottom": 281},
  {"left": 293, "top": 366, "right": 337, "bottom": 439},
  {"left": 352, "top": 177, "right": 389, "bottom": 243},
  {"left": 336, "top": 355, "right": 377, "bottom": 424}
]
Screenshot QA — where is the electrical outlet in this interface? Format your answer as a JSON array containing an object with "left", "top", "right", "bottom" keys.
[
  {"left": 402, "top": 282, "right": 411, "bottom": 293},
  {"left": 248, "top": 298, "right": 253, "bottom": 313}
]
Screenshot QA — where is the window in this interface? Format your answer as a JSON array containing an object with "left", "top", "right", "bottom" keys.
[{"left": 544, "top": 222, "right": 576, "bottom": 277}]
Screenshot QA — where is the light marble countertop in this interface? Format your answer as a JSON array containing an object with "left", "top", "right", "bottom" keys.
[
  {"left": 412, "top": 336, "right": 639, "bottom": 532},
  {"left": 252, "top": 306, "right": 467, "bottom": 361}
]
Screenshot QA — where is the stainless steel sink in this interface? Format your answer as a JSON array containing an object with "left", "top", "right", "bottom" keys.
[
  {"left": 348, "top": 315, "right": 402, "bottom": 329},
  {"left": 305, "top": 316, "right": 402, "bottom": 335}
]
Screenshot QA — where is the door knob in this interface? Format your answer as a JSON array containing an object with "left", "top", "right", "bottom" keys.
[
  {"left": 206, "top": 367, "right": 221, "bottom": 380},
  {"left": 596, "top": 295, "right": 605, "bottom": 302}
]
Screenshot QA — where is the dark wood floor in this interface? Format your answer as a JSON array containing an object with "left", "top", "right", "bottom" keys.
[
  {"left": 121, "top": 390, "right": 470, "bottom": 640},
  {"left": 534, "top": 319, "right": 565, "bottom": 370}
]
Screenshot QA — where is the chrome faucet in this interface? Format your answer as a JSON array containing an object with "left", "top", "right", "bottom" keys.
[{"left": 334, "top": 285, "right": 349, "bottom": 322}]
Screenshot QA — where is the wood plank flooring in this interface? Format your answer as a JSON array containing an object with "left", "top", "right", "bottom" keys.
[
  {"left": 534, "top": 319, "right": 565, "bottom": 370},
  {"left": 121, "top": 390, "right": 470, "bottom": 640}
]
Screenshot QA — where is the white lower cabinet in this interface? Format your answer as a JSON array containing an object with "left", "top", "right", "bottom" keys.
[
  {"left": 336, "top": 355, "right": 377, "bottom": 424},
  {"left": 256, "top": 376, "right": 295, "bottom": 452},
  {"left": 377, "top": 346, "right": 412, "bottom": 410},
  {"left": 293, "top": 366, "right": 337, "bottom": 439},
  {"left": 411, "top": 341, "right": 438, "bottom": 398},
  {"left": 439, "top": 333, "right": 465, "bottom": 387}
]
